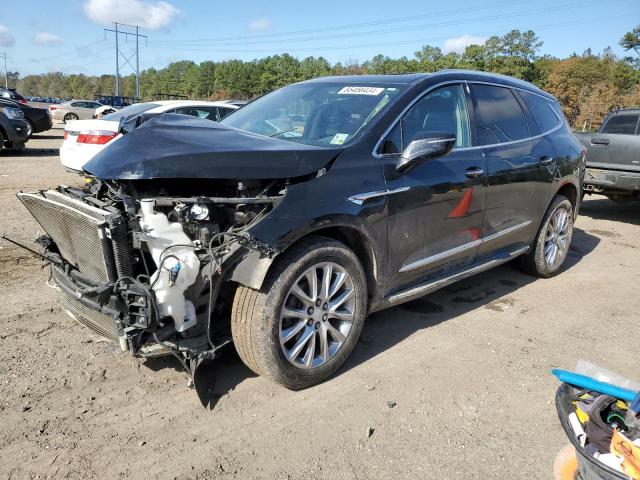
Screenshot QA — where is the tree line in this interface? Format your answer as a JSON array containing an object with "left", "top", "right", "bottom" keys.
[{"left": 11, "top": 27, "right": 640, "bottom": 130}]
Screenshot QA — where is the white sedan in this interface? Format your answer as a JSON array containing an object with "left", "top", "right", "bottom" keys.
[{"left": 60, "top": 100, "right": 242, "bottom": 172}]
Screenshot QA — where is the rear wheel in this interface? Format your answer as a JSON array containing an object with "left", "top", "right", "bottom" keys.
[
  {"left": 517, "top": 195, "right": 574, "bottom": 277},
  {"left": 63, "top": 113, "right": 78, "bottom": 123},
  {"left": 231, "top": 237, "right": 367, "bottom": 390}
]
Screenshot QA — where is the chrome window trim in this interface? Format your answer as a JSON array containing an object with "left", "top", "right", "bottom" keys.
[
  {"left": 398, "top": 220, "right": 532, "bottom": 273},
  {"left": 373, "top": 79, "right": 563, "bottom": 158}
]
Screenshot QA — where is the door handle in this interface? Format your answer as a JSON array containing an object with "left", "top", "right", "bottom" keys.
[
  {"left": 539, "top": 155, "right": 555, "bottom": 166},
  {"left": 591, "top": 137, "right": 610, "bottom": 145},
  {"left": 464, "top": 167, "right": 484, "bottom": 178}
]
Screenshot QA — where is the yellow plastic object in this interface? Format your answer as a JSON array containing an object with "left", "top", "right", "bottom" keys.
[
  {"left": 616, "top": 400, "right": 629, "bottom": 411},
  {"left": 575, "top": 407, "right": 589, "bottom": 424}
]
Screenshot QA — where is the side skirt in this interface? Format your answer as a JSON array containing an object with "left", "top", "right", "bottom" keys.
[{"left": 376, "top": 245, "right": 530, "bottom": 311}]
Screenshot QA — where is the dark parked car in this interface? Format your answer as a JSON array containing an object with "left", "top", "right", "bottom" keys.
[
  {"left": 0, "top": 99, "right": 53, "bottom": 137},
  {"left": 0, "top": 87, "right": 28, "bottom": 105},
  {"left": 0, "top": 102, "right": 29, "bottom": 151},
  {"left": 16, "top": 71, "right": 584, "bottom": 389},
  {"left": 574, "top": 109, "right": 640, "bottom": 203}
]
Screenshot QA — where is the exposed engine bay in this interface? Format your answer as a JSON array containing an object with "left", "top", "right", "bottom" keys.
[{"left": 15, "top": 178, "right": 283, "bottom": 377}]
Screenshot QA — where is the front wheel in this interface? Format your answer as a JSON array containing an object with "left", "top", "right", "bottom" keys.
[
  {"left": 517, "top": 195, "right": 574, "bottom": 277},
  {"left": 231, "top": 237, "right": 367, "bottom": 390},
  {"left": 25, "top": 120, "right": 34, "bottom": 138}
]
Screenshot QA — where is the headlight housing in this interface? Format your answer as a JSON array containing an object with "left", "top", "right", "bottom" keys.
[{"left": 1, "top": 107, "right": 24, "bottom": 120}]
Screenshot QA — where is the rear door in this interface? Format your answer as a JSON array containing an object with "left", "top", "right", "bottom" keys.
[
  {"left": 588, "top": 113, "right": 640, "bottom": 172},
  {"left": 469, "top": 83, "right": 556, "bottom": 260}
]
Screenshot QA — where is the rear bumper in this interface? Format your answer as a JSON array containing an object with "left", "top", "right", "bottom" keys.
[
  {"left": 584, "top": 167, "right": 640, "bottom": 192},
  {"left": 60, "top": 141, "right": 106, "bottom": 172},
  {"left": 32, "top": 113, "right": 53, "bottom": 133}
]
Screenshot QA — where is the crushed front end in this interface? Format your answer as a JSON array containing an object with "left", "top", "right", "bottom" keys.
[{"left": 17, "top": 179, "right": 281, "bottom": 370}]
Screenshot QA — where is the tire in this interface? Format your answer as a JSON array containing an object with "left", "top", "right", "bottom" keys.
[
  {"left": 231, "top": 236, "right": 367, "bottom": 390},
  {"left": 63, "top": 113, "right": 78, "bottom": 123},
  {"left": 517, "top": 194, "right": 574, "bottom": 277},
  {"left": 25, "top": 120, "right": 34, "bottom": 138}
]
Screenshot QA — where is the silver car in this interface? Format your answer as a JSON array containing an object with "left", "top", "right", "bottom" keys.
[{"left": 49, "top": 100, "right": 103, "bottom": 123}]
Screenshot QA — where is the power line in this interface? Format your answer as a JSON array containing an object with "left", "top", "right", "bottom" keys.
[
  {"left": 156, "top": 1, "right": 593, "bottom": 48},
  {"left": 146, "top": 15, "right": 625, "bottom": 55},
  {"left": 30, "top": 39, "right": 106, "bottom": 63},
  {"left": 155, "top": 0, "right": 532, "bottom": 45}
]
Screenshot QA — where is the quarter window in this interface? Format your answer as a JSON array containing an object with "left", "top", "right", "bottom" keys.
[
  {"left": 380, "top": 84, "right": 471, "bottom": 153},
  {"left": 520, "top": 91, "right": 561, "bottom": 133},
  {"left": 471, "top": 84, "right": 530, "bottom": 145},
  {"left": 601, "top": 114, "right": 639, "bottom": 135}
]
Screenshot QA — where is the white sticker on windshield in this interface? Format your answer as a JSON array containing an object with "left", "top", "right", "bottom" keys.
[
  {"left": 330, "top": 133, "right": 349, "bottom": 145},
  {"left": 337, "top": 86, "right": 384, "bottom": 96}
]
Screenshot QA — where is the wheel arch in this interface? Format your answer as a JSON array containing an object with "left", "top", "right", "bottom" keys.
[
  {"left": 231, "top": 223, "right": 383, "bottom": 306},
  {"left": 555, "top": 181, "right": 579, "bottom": 214}
]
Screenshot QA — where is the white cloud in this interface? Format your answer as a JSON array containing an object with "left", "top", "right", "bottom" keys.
[
  {"left": 0, "top": 25, "right": 15, "bottom": 47},
  {"left": 83, "top": 0, "right": 181, "bottom": 31},
  {"left": 249, "top": 18, "right": 271, "bottom": 31},
  {"left": 443, "top": 35, "right": 487, "bottom": 54},
  {"left": 34, "top": 32, "right": 64, "bottom": 46}
]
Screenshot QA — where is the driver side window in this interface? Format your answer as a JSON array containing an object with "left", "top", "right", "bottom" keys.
[{"left": 381, "top": 84, "right": 471, "bottom": 154}]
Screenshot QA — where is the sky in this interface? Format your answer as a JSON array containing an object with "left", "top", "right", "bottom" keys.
[{"left": 0, "top": 0, "right": 638, "bottom": 77}]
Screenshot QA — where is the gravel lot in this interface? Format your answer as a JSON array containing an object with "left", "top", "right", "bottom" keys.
[{"left": 1, "top": 128, "right": 639, "bottom": 480}]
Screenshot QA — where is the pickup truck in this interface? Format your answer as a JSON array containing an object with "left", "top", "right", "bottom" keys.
[{"left": 574, "top": 108, "right": 640, "bottom": 203}]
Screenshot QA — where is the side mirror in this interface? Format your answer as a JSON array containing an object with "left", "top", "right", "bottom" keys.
[{"left": 396, "top": 131, "right": 456, "bottom": 174}]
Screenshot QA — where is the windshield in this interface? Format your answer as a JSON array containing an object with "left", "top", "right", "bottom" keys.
[
  {"left": 102, "top": 102, "right": 160, "bottom": 121},
  {"left": 221, "top": 83, "right": 405, "bottom": 147}
]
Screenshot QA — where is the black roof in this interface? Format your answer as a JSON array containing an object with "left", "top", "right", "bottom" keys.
[
  {"left": 301, "top": 73, "right": 429, "bottom": 85},
  {"left": 299, "top": 69, "right": 554, "bottom": 100}
]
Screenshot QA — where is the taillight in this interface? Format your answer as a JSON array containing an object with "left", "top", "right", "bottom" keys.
[
  {"left": 76, "top": 130, "right": 118, "bottom": 145},
  {"left": 49, "top": 106, "right": 57, "bottom": 111},
  {"left": 64, "top": 130, "right": 68, "bottom": 140},
  {"left": 19, "top": 99, "right": 27, "bottom": 104}
]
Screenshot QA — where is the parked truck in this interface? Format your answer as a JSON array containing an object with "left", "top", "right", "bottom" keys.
[{"left": 574, "top": 108, "right": 640, "bottom": 203}]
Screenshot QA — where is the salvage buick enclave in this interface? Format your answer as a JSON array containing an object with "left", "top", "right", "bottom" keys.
[{"left": 16, "top": 71, "right": 585, "bottom": 389}]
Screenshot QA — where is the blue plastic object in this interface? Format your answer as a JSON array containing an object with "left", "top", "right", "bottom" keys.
[{"left": 551, "top": 369, "right": 637, "bottom": 402}]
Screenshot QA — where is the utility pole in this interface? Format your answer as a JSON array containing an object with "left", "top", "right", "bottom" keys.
[
  {"left": 104, "top": 23, "right": 147, "bottom": 99},
  {"left": 135, "top": 26, "right": 140, "bottom": 99},
  {"left": 114, "top": 22, "right": 119, "bottom": 96},
  {"left": 0, "top": 53, "right": 11, "bottom": 89}
]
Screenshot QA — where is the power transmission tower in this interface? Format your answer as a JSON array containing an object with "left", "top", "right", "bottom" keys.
[
  {"left": 0, "top": 53, "right": 11, "bottom": 89},
  {"left": 104, "top": 23, "right": 147, "bottom": 98}
]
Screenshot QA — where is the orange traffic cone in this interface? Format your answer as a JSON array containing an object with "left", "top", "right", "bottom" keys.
[{"left": 448, "top": 188, "right": 474, "bottom": 218}]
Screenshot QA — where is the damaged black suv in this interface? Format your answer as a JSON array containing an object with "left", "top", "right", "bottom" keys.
[{"left": 17, "top": 71, "right": 585, "bottom": 389}]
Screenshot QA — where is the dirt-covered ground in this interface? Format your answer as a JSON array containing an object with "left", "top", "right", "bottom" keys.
[{"left": 1, "top": 128, "right": 639, "bottom": 480}]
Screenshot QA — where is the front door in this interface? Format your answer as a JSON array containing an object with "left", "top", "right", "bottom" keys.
[{"left": 381, "top": 83, "right": 487, "bottom": 294}]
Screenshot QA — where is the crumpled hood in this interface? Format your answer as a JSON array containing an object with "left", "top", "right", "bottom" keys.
[{"left": 83, "top": 114, "right": 344, "bottom": 180}]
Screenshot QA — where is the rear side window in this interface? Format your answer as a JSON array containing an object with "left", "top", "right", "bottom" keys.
[
  {"left": 471, "top": 84, "right": 529, "bottom": 145},
  {"left": 601, "top": 114, "right": 639, "bottom": 134},
  {"left": 520, "top": 91, "right": 560, "bottom": 133}
]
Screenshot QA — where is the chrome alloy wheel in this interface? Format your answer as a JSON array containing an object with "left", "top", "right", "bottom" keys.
[
  {"left": 543, "top": 206, "right": 572, "bottom": 267},
  {"left": 279, "top": 262, "right": 356, "bottom": 369}
]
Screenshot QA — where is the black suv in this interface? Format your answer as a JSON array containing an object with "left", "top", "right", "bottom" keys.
[
  {"left": 17, "top": 70, "right": 584, "bottom": 389},
  {"left": 0, "top": 99, "right": 52, "bottom": 137}
]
